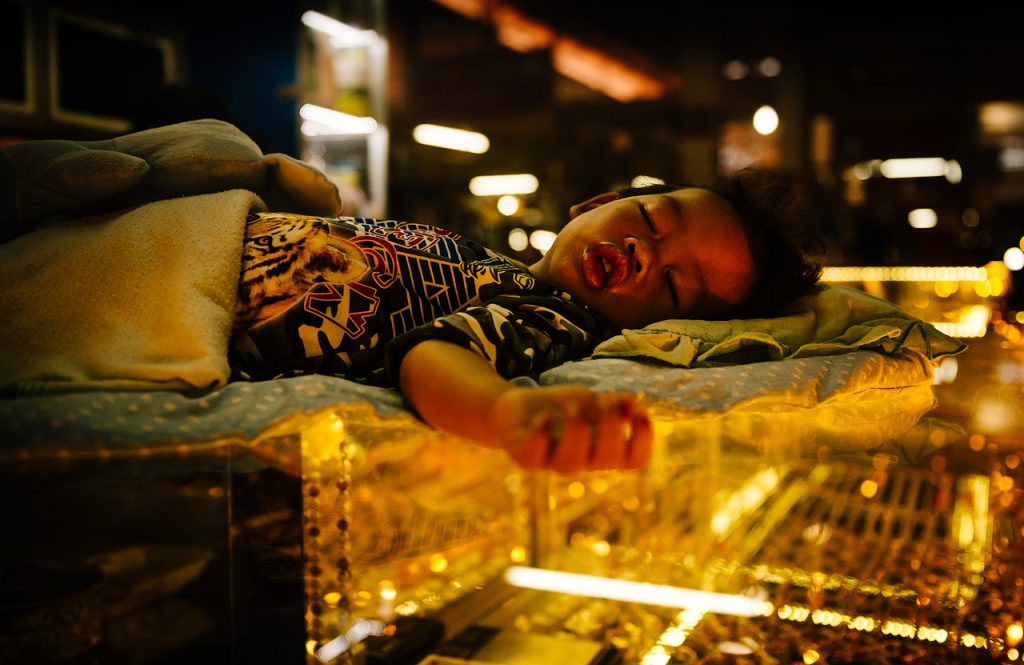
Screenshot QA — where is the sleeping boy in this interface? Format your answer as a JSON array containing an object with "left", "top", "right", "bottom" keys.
[
  {"left": 230, "top": 171, "right": 824, "bottom": 475},
  {"left": 0, "top": 120, "right": 822, "bottom": 474}
]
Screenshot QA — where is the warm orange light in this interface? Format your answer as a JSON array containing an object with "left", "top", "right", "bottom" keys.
[{"left": 1008, "top": 623, "right": 1023, "bottom": 647}]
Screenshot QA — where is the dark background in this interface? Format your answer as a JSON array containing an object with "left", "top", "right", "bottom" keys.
[{"left": 2, "top": 0, "right": 1023, "bottom": 308}]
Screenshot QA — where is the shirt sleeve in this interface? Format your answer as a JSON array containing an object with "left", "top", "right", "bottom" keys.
[{"left": 384, "top": 292, "right": 612, "bottom": 385}]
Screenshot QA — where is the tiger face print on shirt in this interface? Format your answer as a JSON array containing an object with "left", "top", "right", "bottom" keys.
[{"left": 234, "top": 212, "right": 369, "bottom": 332}]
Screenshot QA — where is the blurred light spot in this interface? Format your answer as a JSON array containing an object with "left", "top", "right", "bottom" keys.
[
  {"left": 852, "top": 161, "right": 873, "bottom": 180},
  {"left": 860, "top": 479, "right": 878, "bottom": 498},
  {"left": 379, "top": 581, "right": 397, "bottom": 601},
  {"left": 510, "top": 546, "right": 527, "bottom": 563},
  {"left": 1004, "top": 247, "right": 1024, "bottom": 271},
  {"left": 469, "top": 174, "right": 538, "bottom": 196},
  {"left": 803, "top": 649, "right": 821, "bottom": 664},
  {"left": 300, "top": 104, "right": 377, "bottom": 135},
  {"left": 718, "top": 641, "right": 754, "bottom": 655},
  {"left": 497, "top": 195, "right": 521, "bottom": 216},
  {"left": 529, "top": 229, "right": 557, "bottom": 253},
  {"left": 933, "top": 357, "right": 959, "bottom": 384},
  {"left": 591, "top": 540, "right": 611, "bottom": 556},
  {"left": 722, "top": 59, "right": 749, "bottom": 80},
  {"left": 908, "top": 208, "right": 938, "bottom": 229},
  {"left": 567, "top": 481, "right": 586, "bottom": 499},
  {"left": 429, "top": 554, "right": 448, "bottom": 573},
  {"left": 962, "top": 208, "right": 980, "bottom": 227},
  {"left": 753, "top": 105, "right": 779, "bottom": 135},
  {"left": 507, "top": 228, "right": 529, "bottom": 252},
  {"left": 757, "top": 57, "right": 782, "bottom": 77},
  {"left": 969, "top": 434, "right": 986, "bottom": 451},
  {"left": 413, "top": 123, "right": 490, "bottom": 154},
  {"left": 1000, "top": 147, "right": 1024, "bottom": 172},
  {"left": 1008, "top": 623, "right": 1023, "bottom": 647},
  {"left": 302, "top": 10, "right": 380, "bottom": 47},
  {"left": 879, "top": 157, "right": 956, "bottom": 179},
  {"left": 631, "top": 174, "right": 666, "bottom": 188}
]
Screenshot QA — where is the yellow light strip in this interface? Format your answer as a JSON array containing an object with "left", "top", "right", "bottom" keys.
[
  {"left": 413, "top": 124, "right": 490, "bottom": 154},
  {"left": 502, "top": 566, "right": 773, "bottom": 616},
  {"left": 299, "top": 104, "right": 378, "bottom": 135},
  {"left": 468, "top": 174, "right": 539, "bottom": 196},
  {"left": 821, "top": 266, "right": 989, "bottom": 283},
  {"left": 301, "top": 10, "right": 380, "bottom": 47},
  {"left": 775, "top": 603, "right": 989, "bottom": 648}
]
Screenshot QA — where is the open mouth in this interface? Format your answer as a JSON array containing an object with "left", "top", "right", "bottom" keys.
[{"left": 582, "top": 242, "right": 630, "bottom": 289}]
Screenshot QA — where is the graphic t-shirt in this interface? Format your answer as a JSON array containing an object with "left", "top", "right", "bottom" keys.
[{"left": 229, "top": 213, "right": 615, "bottom": 386}]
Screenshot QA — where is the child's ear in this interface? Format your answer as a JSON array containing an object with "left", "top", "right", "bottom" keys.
[{"left": 569, "top": 192, "right": 619, "bottom": 219}]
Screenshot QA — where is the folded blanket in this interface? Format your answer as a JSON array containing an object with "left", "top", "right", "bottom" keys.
[
  {"left": 0, "top": 190, "right": 263, "bottom": 395},
  {"left": 592, "top": 285, "right": 967, "bottom": 366}
]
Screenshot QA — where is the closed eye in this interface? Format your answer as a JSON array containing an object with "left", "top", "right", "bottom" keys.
[{"left": 638, "top": 202, "right": 656, "bottom": 233}]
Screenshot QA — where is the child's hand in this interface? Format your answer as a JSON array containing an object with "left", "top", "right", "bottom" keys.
[{"left": 489, "top": 385, "right": 652, "bottom": 474}]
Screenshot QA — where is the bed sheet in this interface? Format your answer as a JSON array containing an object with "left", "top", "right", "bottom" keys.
[
  {"left": 0, "top": 348, "right": 952, "bottom": 469},
  {"left": 541, "top": 350, "right": 955, "bottom": 462}
]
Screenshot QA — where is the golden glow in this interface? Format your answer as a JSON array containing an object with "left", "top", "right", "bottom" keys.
[
  {"left": 493, "top": 4, "right": 555, "bottom": 51},
  {"left": 591, "top": 540, "right": 611, "bottom": 556},
  {"left": 1008, "top": 623, "right": 1024, "bottom": 647},
  {"left": 803, "top": 649, "right": 820, "bottom": 664},
  {"left": 439, "top": 0, "right": 674, "bottom": 101},
  {"left": 821, "top": 265, "right": 989, "bottom": 282},
  {"left": 510, "top": 546, "right": 527, "bottom": 563},
  {"left": 859, "top": 478, "right": 879, "bottom": 499},
  {"left": 641, "top": 608, "right": 706, "bottom": 663},
  {"left": 323, "top": 591, "right": 341, "bottom": 607},
  {"left": 305, "top": 640, "right": 317, "bottom": 656},
  {"left": 469, "top": 174, "right": 539, "bottom": 196},
  {"left": 710, "top": 467, "right": 783, "bottom": 536},
  {"left": 429, "top": 554, "right": 449, "bottom": 573},
  {"left": 933, "top": 305, "right": 992, "bottom": 339},
  {"left": 640, "top": 650, "right": 671, "bottom": 665},
  {"left": 552, "top": 36, "right": 670, "bottom": 102},
  {"left": 503, "top": 566, "right": 774, "bottom": 616},
  {"left": 1010, "top": 648, "right": 1020, "bottom": 661},
  {"left": 567, "top": 481, "right": 586, "bottom": 499},
  {"left": 379, "top": 581, "right": 397, "bottom": 601},
  {"left": 413, "top": 123, "right": 490, "bottom": 154},
  {"left": 395, "top": 600, "right": 420, "bottom": 615}
]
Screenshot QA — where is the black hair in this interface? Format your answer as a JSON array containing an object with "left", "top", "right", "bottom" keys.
[{"left": 616, "top": 168, "right": 825, "bottom": 319}]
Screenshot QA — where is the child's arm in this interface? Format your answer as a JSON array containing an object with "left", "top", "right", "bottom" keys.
[{"left": 399, "top": 339, "right": 652, "bottom": 474}]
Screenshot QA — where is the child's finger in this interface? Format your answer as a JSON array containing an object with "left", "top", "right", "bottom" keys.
[
  {"left": 590, "top": 407, "right": 627, "bottom": 470},
  {"left": 511, "top": 417, "right": 552, "bottom": 470},
  {"left": 624, "top": 409, "right": 654, "bottom": 470},
  {"left": 548, "top": 414, "right": 592, "bottom": 474}
]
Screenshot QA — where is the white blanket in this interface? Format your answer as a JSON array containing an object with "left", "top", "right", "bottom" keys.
[{"left": 0, "top": 190, "right": 263, "bottom": 395}]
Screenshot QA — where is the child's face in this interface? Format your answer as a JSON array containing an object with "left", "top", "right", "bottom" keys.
[{"left": 530, "top": 187, "right": 755, "bottom": 328}]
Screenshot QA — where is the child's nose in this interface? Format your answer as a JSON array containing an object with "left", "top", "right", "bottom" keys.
[
  {"left": 625, "top": 239, "right": 641, "bottom": 272},
  {"left": 625, "top": 237, "right": 655, "bottom": 277}
]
